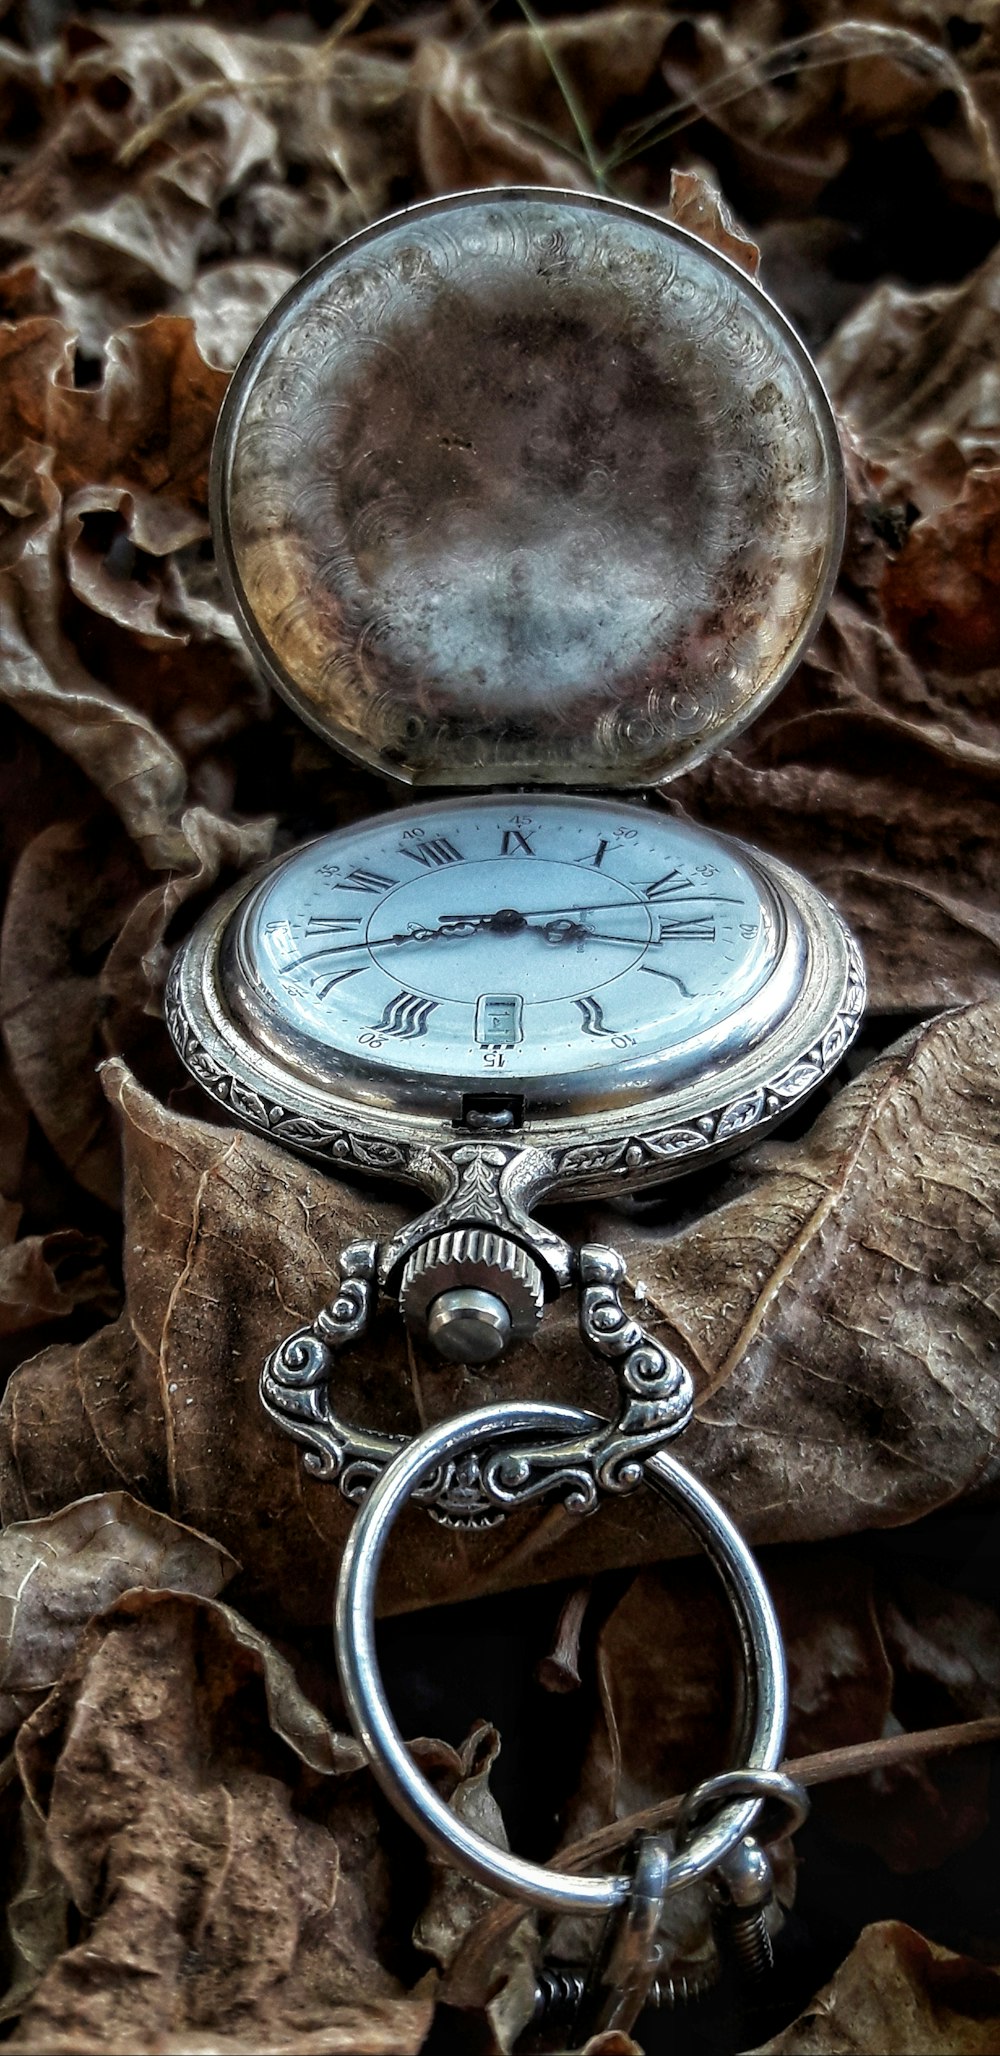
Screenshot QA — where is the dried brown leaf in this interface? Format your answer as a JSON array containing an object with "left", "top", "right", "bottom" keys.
[
  {"left": 7, "top": 1589, "right": 418, "bottom": 2052},
  {"left": 0, "top": 1230, "right": 116, "bottom": 1338},
  {"left": 0, "top": 805, "right": 275, "bottom": 1203},
  {"left": 619, "top": 1000, "right": 1000, "bottom": 1548},
  {"left": 0, "top": 23, "right": 411, "bottom": 348},
  {"left": 179, "top": 258, "right": 298, "bottom": 372},
  {"left": 413, "top": 39, "right": 589, "bottom": 193},
  {"left": 882, "top": 467, "right": 1000, "bottom": 673},
  {"left": 0, "top": 482, "right": 195, "bottom": 871},
  {"left": 0, "top": 1489, "right": 237, "bottom": 1739},
  {"left": 0, "top": 1052, "right": 29, "bottom": 1232},
  {"left": 415, "top": 1722, "right": 538, "bottom": 2054},
  {"left": 674, "top": 591, "right": 1000, "bottom": 1013},
  {"left": 823, "top": 246, "right": 1000, "bottom": 516},
  {"left": 46, "top": 319, "right": 226, "bottom": 542},
  {"left": 821, "top": 1572, "right": 1000, "bottom": 1874},
  {"left": 0, "top": 816, "right": 150, "bottom": 1204},
  {"left": 649, "top": 15, "right": 1000, "bottom": 214},
  {"left": 746, "top": 1920, "right": 1000, "bottom": 2054},
  {"left": 461, "top": 6, "right": 670, "bottom": 165},
  {"left": 665, "top": 166, "right": 760, "bottom": 275},
  {"left": 413, "top": 1722, "right": 510, "bottom": 1975},
  {"left": 0, "top": 1787, "right": 69, "bottom": 2028}
]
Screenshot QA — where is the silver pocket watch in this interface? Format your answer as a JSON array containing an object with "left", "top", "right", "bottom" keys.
[
  {"left": 167, "top": 186, "right": 862, "bottom": 1516},
  {"left": 166, "top": 187, "right": 861, "bottom": 2027}
]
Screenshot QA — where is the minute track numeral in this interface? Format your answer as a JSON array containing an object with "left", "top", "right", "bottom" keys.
[{"left": 400, "top": 836, "right": 462, "bottom": 869}]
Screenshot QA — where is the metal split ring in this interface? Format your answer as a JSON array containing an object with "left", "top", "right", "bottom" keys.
[
  {"left": 675, "top": 1768, "right": 810, "bottom": 1854},
  {"left": 335, "top": 1399, "right": 788, "bottom": 1916}
]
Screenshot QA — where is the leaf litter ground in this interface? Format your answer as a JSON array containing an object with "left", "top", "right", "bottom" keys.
[{"left": 1, "top": 2, "right": 1000, "bottom": 2051}]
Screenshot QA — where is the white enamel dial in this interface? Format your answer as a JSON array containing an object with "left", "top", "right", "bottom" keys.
[{"left": 227, "top": 795, "right": 803, "bottom": 1116}]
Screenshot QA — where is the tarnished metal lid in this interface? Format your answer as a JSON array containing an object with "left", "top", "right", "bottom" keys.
[{"left": 213, "top": 187, "right": 844, "bottom": 790}]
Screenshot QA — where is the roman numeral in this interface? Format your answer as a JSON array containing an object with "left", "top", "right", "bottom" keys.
[
  {"left": 578, "top": 838, "right": 609, "bottom": 869},
  {"left": 305, "top": 915, "right": 362, "bottom": 937},
  {"left": 644, "top": 870, "right": 698, "bottom": 901},
  {"left": 642, "top": 964, "right": 694, "bottom": 996},
  {"left": 572, "top": 990, "right": 633, "bottom": 1044},
  {"left": 655, "top": 916, "right": 717, "bottom": 941},
  {"left": 311, "top": 965, "right": 365, "bottom": 1000},
  {"left": 574, "top": 995, "right": 634, "bottom": 1047},
  {"left": 400, "top": 836, "right": 462, "bottom": 869},
  {"left": 575, "top": 994, "right": 608, "bottom": 1037},
  {"left": 333, "top": 867, "right": 397, "bottom": 895},
  {"left": 500, "top": 828, "right": 534, "bottom": 856},
  {"left": 375, "top": 990, "right": 438, "bottom": 1039}
]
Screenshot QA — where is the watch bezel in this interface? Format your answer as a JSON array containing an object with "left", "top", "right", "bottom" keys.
[{"left": 165, "top": 831, "right": 864, "bottom": 1205}]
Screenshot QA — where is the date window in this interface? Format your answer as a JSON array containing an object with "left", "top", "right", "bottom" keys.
[{"left": 476, "top": 994, "right": 523, "bottom": 1046}]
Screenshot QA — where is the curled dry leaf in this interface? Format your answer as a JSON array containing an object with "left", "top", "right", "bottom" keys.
[
  {"left": 0, "top": 1488, "right": 237, "bottom": 1739},
  {"left": 674, "top": 239, "right": 1000, "bottom": 1017},
  {"left": 6, "top": 1588, "right": 421, "bottom": 2054},
  {"left": 822, "top": 1571, "right": 1000, "bottom": 1875},
  {"left": 618, "top": 999, "right": 1000, "bottom": 1551},
  {"left": 0, "top": 1789, "right": 69, "bottom": 2030},
  {"left": 413, "top": 1723, "right": 512, "bottom": 1974},
  {"left": 464, "top": 6, "right": 672, "bottom": 153},
  {"left": 0, "top": 1230, "right": 116, "bottom": 1339},
  {"left": 413, "top": 39, "right": 590, "bottom": 194},
  {"left": 414, "top": 1722, "right": 539, "bottom": 2055},
  {"left": 822, "top": 246, "right": 1000, "bottom": 517},
  {"left": 0, "top": 1052, "right": 29, "bottom": 1234},
  {"left": 653, "top": 12, "right": 1000, "bottom": 216},
  {"left": 0, "top": 815, "right": 151, "bottom": 1205},
  {"left": 414, "top": 6, "right": 671, "bottom": 195},
  {"left": 881, "top": 466, "right": 1000, "bottom": 674},
  {"left": 745, "top": 1920, "right": 1000, "bottom": 2055},
  {"left": 0, "top": 805, "right": 275, "bottom": 1204},
  {"left": 665, "top": 165, "right": 759, "bottom": 274},
  {"left": 0, "top": 312, "right": 269, "bottom": 883},
  {"left": 44, "top": 318, "right": 226, "bottom": 544},
  {"left": 674, "top": 592, "right": 1000, "bottom": 1015},
  {"left": 179, "top": 257, "right": 299, "bottom": 371},
  {"left": 0, "top": 21, "right": 413, "bottom": 347},
  {"left": 0, "top": 482, "right": 192, "bottom": 872}
]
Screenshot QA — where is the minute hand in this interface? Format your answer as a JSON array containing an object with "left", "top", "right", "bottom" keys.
[{"left": 438, "top": 896, "right": 740, "bottom": 920}]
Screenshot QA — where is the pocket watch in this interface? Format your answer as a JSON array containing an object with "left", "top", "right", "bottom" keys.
[{"left": 166, "top": 186, "right": 864, "bottom": 1518}]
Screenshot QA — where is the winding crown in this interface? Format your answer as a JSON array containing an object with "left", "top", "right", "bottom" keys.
[{"left": 400, "top": 1228, "right": 545, "bottom": 1361}]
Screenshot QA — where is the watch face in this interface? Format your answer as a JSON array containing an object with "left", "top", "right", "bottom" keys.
[{"left": 224, "top": 795, "right": 804, "bottom": 1117}]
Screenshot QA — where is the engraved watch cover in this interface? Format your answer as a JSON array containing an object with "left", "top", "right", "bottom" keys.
[{"left": 212, "top": 187, "right": 845, "bottom": 790}]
